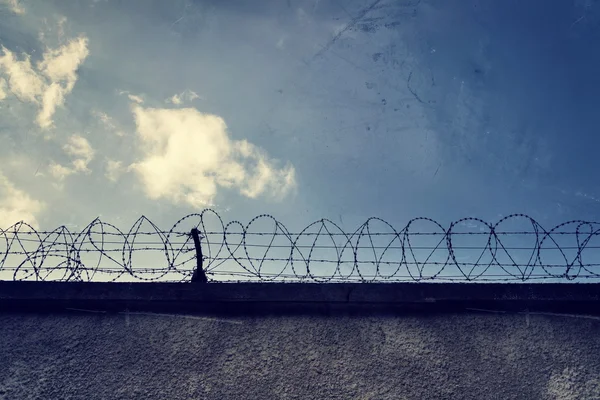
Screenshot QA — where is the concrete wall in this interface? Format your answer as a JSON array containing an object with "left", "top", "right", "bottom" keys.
[{"left": 1, "top": 283, "right": 600, "bottom": 400}]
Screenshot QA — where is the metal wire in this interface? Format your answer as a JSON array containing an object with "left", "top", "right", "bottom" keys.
[{"left": 2, "top": 210, "right": 600, "bottom": 282}]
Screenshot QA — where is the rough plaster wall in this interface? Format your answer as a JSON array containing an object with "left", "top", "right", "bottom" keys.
[{"left": 0, "top": 312, "right": 600, "bottom": 400}]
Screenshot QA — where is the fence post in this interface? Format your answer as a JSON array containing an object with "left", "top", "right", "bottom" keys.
[{"left": 190, "top": 228, "right": 208, "bottom": 283}]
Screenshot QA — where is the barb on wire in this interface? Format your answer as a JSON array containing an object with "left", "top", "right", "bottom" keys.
[{"left": 2, "top": 211, "right": 600, "bottom": 282}]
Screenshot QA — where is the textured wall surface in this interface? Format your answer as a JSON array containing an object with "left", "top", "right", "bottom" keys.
[{"left": 1, "top": 310, "right": 600, "bottom": 400}]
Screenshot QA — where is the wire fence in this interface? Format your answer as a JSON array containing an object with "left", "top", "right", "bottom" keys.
[{"left": 2, "top": 210, "right": 600, "bottom": 282}]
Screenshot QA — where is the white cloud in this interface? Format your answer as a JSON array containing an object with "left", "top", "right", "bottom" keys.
[
  {"left": 49, "top": 135, "right": 95, "bottom": 181},
  {"left": 37, "top": 82, "right": 64, "bottom": 129},
  {"left": 0, "top": 78, "right": 6, "bottom": 100},
  {"left": 37, "top": 36, "right": 89, "bottom": 129},
  {"left": 166, "top": 89, "right": 201, "bottom": 105},
  {"left": 129, "top": 106, "right": 296, "bottom": 208},
  {"left": 0, "top": 172, "right": 44, "bottom": 228},
  {"left": 0, "top": 36, "right": 89, "bottom": 129},
  {"left": 0, "top": 0, "right": 25, "bottom": 15},
  {"left": 92, "top": 110, "right": 124, "bottom": 136},
  {"left": 118, "top": 90, "right": 145, "bottom": 104},
  {"left": 93, "top": 110, "right": 111, "bottom": 124},
  {"left": 234, "top": 140, "right": 296, "bottom": 200},
  {"left": 48, "top": 162, "right": 74, "bottom": 181},
  {"left": 0, "top": 49, "right": 45, "bottom": 102},
  {"left": 37, "top": 36, "right": 88, "bottom": 88},
  {"left": 63, "top": 135, "right": 94, "bottom": 169},
  {"left": 105, "top": 159, "right": 124, "bottom": 182},
  {"left": 169, "top": 94, "right": 182, "bottom": 105},
  {"left": 127, "top": 93, "right": 144, "bottom": 104}
]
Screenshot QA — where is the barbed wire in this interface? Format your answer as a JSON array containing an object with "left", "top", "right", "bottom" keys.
[{"left": 2, "top": 210, "right": 600, "bottom": 282}]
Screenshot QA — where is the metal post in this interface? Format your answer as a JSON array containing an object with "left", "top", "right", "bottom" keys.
[{"left": 190, "top": 228, "right": 208, "bottom": 283}]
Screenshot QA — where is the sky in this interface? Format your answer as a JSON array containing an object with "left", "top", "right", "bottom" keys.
[{"left": 1, "top": 0, "right": 600, "bottom": 280}]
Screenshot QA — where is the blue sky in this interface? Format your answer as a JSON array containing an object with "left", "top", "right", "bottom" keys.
[{"left": 0, "top": 0, "right": 599, "bottom": 236}]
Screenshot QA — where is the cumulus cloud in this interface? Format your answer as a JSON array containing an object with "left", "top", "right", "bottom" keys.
[
  {"left": 118, "top": 91, "right": 144, "bottom": 104},
  {"left": 129, "top": 106, "right": 296, "bottom": 207},
  {"left": 0, "top": 172, "right": 44, "bottom": 228},
  {"left": 63, "top": 135, "right": 94, "bottom": 171},
  {"left": 0, "top": 35, "right": 89, "bottom": 129},
  {"left": 49, "top": 135, "right": 95, "bottom": 181},
  {"left": 0, "top": 78, "right": 6, "bottom": 100},
  {"left": 105, "top": 159, "right": 124, "bottom": 182},
  {"left": 0, "top": 49, "right": 45, "bottom": 102},
  {"left": 92, "top": 110, "right": 124, "bottom": 136},
  {"left": 37, "top": 82, "right": 64, "bottom": 129},
  {"left": 38, "top": 36, "right": 88, "bottom": 85},
  {"left": 0, "top": 0, "right": 25, "bottom": 15},
  {"left": 167, "top": 89, "right": 201, "bottom": 105},
  {"left": 48, "top": 163, "right": 75, "bottom": 181},
  {"left": 127, "top": 94, "right": 143, "bottom": 104}
]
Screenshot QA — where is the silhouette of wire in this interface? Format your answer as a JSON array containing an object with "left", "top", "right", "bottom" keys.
[{"left": 2, "top": 210, "right": 600, "bottom": 282}]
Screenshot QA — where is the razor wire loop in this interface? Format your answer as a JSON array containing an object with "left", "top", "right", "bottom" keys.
[{"left": 2, "top": 211, "right": 600, "bottom": 282}]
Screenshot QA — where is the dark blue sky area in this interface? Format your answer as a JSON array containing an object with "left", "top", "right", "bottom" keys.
[{"left": 0, "top": 0, "right": 599, "bottom": 232}]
